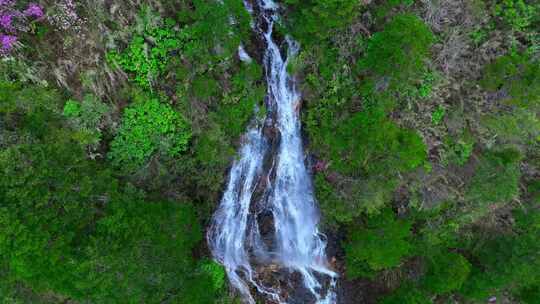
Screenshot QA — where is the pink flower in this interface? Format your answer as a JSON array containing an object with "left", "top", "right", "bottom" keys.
[
  {"left": 24, "top": 3, "right": 44, "bottom": 19},
  {"left": 0, "top": 33, "right": 17, "bottom": 53}
]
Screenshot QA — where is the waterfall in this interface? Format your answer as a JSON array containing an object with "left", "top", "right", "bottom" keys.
[{"left": 207, "top": 1, "right": 337, "bottom": 303}]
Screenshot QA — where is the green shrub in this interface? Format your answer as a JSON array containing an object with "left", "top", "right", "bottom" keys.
[
  {"left": 63, "top": 100, "right": 82, "bottom": 117},
  {"left": 480, "top": 53, "right": 540, "bottom": 109},
  {"left": 380, "top": 283, "right": 433, "bottom": 304},
  {"left": 493, "top": 0, "right": 538, "bottom": 31},
  {"left": 441, "top": 132, "right": 475, "bottom": 166},
  {"left": 431, "top": 106, "right": 445, "bottom": 125},
  {"left": 62, "top": 95, "right": 110, "bottom": 146},
  {"left": 316, "top": 174, "right": 398, "bottom": 225},
  {"left": 460, "top": 208, "right": 540, "bottom": 300},
  {"left": 107, "top": 11, "right": 184, "bottom": 89},
  {"left": 467, "top": 147, "right": 522, "bottom": 206},
  {"left": 108, "top": 96, "right": 191, "bottom": 171},
  {"left": 283, "top": 0, "right": 360, "bottom": 44},
  {"left": 82, "top": 198, "right": 202, "bottom": 303},
  {"left": 517, "top": 285, "right": 540, "bottom": 304},
  {"left": 358, "top": 14, "right": 435, "bottom": 91},
  {"left": 422, "top": 251, "right": 471, "bottom": 294},
  {"left": 344, "top": 209, "right": 413, "bottom": 278},
  {"left": 328, "top": 104, "right": 427, "bottom": 175},
  {"left": 481, "top": 108, "right": 540, "bottom": 146}
]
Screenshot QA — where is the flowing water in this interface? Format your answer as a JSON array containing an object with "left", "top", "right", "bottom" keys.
[{"left": 207, "top": 1, "right": 337, "bottom": 303}]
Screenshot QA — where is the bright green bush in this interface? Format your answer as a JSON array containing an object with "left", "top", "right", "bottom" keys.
[
  {"left": 493, "top": 0, "right": 538, "bottom": 31},
  {"left": 108, "top": 96, "right": 191, "bottom": 171},
  {"left": 422, "top": 251, "right": 471, "bottom": 294},
  {"left": 107, "top": 13, "right": 184, "bottom": 89},
  {"left": 358, "top": 14, "right": 435, "bottom": 91},
  {"left": 344, "top": 209, "right": 413, "bottom": 279},
  {"left": 431, "top": 106, "right": 445, "bottom": 125}
]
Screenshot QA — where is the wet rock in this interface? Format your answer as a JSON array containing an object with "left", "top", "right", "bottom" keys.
[{"left": 257, "top": 209, "right": 276, "bottom": 251}]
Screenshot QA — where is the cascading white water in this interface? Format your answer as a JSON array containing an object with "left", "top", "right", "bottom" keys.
[{"left": 208, "top": 1, "right": 337, "bottom": 303}]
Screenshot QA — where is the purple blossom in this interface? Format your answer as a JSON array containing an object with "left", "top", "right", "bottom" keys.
[
  {"left": 0, "top": 34, "right": 17, "bottom": 53},
  {"left": 0, "top": 0, "right": 15, "bottom": 6},
  {"left": 0, "top": 13, "right": 13, "bottom": 30},
  {"left": 24, "top": 3, "right": 44, "bottom": 19}
]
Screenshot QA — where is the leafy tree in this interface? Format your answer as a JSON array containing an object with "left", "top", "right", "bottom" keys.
[
  {"left": 344, "top": 209, "right": 413, "bottom": 278},
  {"left": 0, "top": 135, "right": 118, "bottom": 297},
  {"left": 108, "top": 95, "right": 191, "bottom": 171}
]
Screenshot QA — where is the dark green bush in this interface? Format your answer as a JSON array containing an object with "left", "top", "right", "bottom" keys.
[
  {"left": 358, "top": 14, "right": 435, "bottom": 91},
  {"left": 422, "top": 251, "right": 471, "bottom": 294},
  {"left": 460, "top": 208, "right": 540, "bottom": 300},
  {"left": 344, "top": 209, "right": 413, "bottom": 278},
  {"left": 467, "top": 147, "right": 522, "bottom": 206},
  {"left": 480, "top": 53, "right": 540, "bottom": 109},
  {"left": 380, "top": 283, "right": 433, "bottom": 304},
  {"left": 283, "top": 0, "right": 360, "bottom": 44},
  {"left": 328, "top": 104, "right": 427, "bottom": 176}
]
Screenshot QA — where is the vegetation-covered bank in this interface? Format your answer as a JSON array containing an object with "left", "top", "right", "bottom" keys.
[
  {"left": 282, "top": 0, "right": 539, "bottom": 303},
  {"left": 0, "top": 0, "right": 538, "bottom": 303}
]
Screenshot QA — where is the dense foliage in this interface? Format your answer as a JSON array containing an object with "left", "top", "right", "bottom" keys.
[{"left": 0, "top": 0, "right": 538, "bottom": 303}]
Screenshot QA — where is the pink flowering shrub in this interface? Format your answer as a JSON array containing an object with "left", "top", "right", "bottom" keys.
[{"left": 0, "top": 1, "right": 44, "bottom": 54}]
